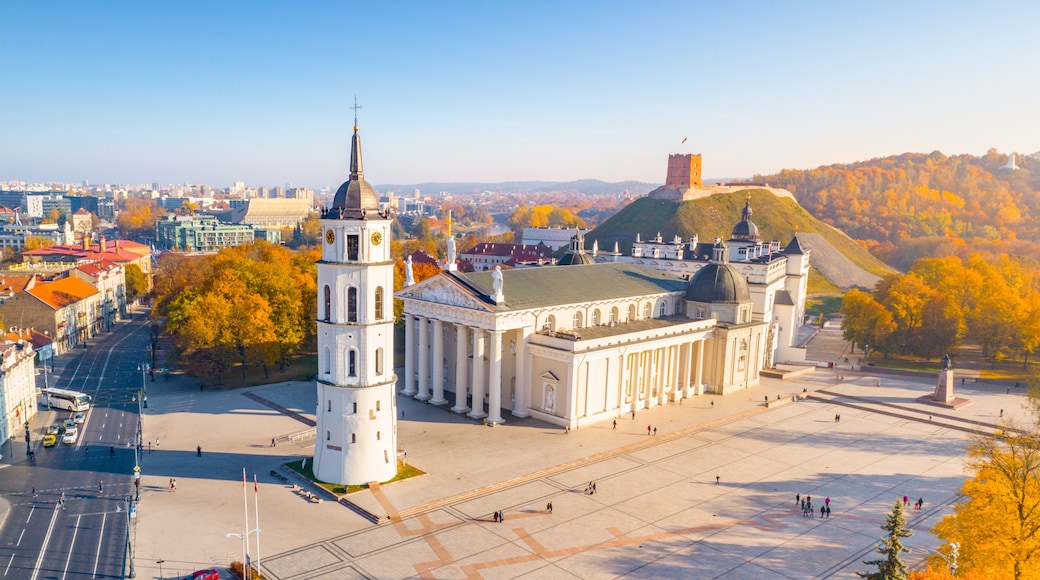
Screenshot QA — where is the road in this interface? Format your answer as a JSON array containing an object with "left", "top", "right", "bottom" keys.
[{"left": 0, "top": 316, "right": 153, "bottom": 579}]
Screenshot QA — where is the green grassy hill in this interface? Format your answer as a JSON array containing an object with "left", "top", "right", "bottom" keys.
[{"left": 585, "top": 189, "right": 893, "bottom": 291}]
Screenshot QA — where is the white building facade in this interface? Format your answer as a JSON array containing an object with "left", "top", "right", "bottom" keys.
[
  {"left": 0, "top": 341, "right": 36, "bottom": 454},
  {"left": 313, "top": 124, "right": 398, "bottom": 486}
]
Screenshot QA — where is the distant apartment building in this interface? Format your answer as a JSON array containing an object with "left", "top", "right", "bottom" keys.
[
  {"left": 521, "top": 226, "right": 590, "bottom": 251},
  {"left": 0, "top": 339, "right": 36, "bottom": 456},
  {"left": 0, "top": 221, "right": 75, "bottom": 252},
  {"left": 461, "top": 242, "right": 554, "bottom": 271},
  {"left": 155, "top": 215, "right": 260, "bottom": 251}
]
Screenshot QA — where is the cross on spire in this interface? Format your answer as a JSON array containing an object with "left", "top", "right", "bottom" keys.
[{"left": 351, "top": 96, "right": 362, "bottom": 129}]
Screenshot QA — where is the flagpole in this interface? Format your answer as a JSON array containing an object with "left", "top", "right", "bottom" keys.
[
  {"left": 242, "top": 468, "right": 250, "bottom": 580},
  {"left": 254, "top": 474, "right": 261, "bottom": 579}
]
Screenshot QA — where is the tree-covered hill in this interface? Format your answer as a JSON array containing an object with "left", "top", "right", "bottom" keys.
[
  {"left": 757, "top": 149, "right": 1040, "bottom": 269},
  {"left": 585, "top": 189, "right": 893, "bottom": 291}
]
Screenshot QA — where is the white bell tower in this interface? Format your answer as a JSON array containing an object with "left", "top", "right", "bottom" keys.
[{"left": 313, "top": 116, "right": 398, "bottom": 486}]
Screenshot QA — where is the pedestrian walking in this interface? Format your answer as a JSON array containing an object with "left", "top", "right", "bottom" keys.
[
  {"left": 1001, "top": 409, "right": 1004, "bottom": 417},
  {"left": 631, "top": 411, "right": 635, "bottom": 419},
  {"left": 834, "top": 413, "right": 839, "bottom": 423},
  {"left": 710, "top": 400, "right": 714, "bottom": 408},
  {"left": 820, "top": 506, "right": 825, "bottom": 518},
  {"left": 99, "top": 480, "right": 104, "bottom": 494},
  {"left": 148, "top": 441, "right": 152, "bottom": 453},
  {"left": 546, "top": 502, "right": 552, "bottom": 514},
  {"left": 155, "top": 438, "right": 159, "bottom": 448},
  {"left": 716, "top": 474, "right": 720, "bottom": 485},
  {"left": 592, "top": 482, "right": 597, "bottom": 494},
  {"left": 32, "top": 486, "right": 37, "bottom": 498},
  {"left": 825, "top": 506, "right": 831, "bottom": 518},
  {"left": 903, "top": 495, "right": 909, "bottom": 507},
  {"left": 197, "top": 445, "right": 202, "bottom": 457},
  {"left": 271, "top": 438, "right": 277, "bottom": 447},
  {"left": 647, "top": 425, "right": 651, "bottom": 435},
  {"left": 499, "top": 511, "right": 504, "bottom": 523},
  {"left": 653, "top": 427, "right": 657, "bottom": 437},
  {"left": 493, "top": 511, "right": 499, "bottom": 523},
  {"left": 796, "top": 493, "right": 800, "bottom": 504},
  {"left": 612, "top": 419, "right": 617, "bottom": 430}
]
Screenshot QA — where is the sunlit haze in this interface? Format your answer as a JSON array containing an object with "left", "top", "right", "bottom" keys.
[{"left": 2, "top": 1, "right": 1037, "bottom": 189}]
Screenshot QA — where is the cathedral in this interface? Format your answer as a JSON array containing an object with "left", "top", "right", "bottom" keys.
[{"left": 397, "top": 197, "right": 811, "bottom": 429}]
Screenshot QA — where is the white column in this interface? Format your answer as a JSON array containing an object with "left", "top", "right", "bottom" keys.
[
  {"left": 431, "top": 319, "right": 446, "bottom": 405},
  {"left": 416, "top": 316, "right": 430, "bottom": 400},
  {"left": 512, "top": 328, "right": 531, "bottom": 418},
  {"left": 695, "top": 339, "right": 705, "bottom": 395},
  {"left": 487, "top": 330, "right": 503, "bottom": 424},
  {"left": 452, "top": 324, "right": 470, "bottom": 413},
  {"left": 647, "top": 349, "right": 658, "bottom": 409},
  {"left": 403, "top": 314, "right": 416, "bottom": 396},
  {"left": 669, "top": 345, "right": 680, "bottom": 403},
  {"left": 468, "top": 328, "right": 487, "bottom": 419}
]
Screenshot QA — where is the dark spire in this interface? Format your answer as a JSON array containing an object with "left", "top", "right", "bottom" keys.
[{"left": 328, "top": 99, "right": 381, "bottom": 220}]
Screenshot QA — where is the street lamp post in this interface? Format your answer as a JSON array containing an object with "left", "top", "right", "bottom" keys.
[
  {"left": 933, "top": 542, "right": 960, "bottom": 575},
  {"left": 225, "top": 529, "right": 261, "bottom": 580},
  {"left": 155, "top": 559, "right": 164, "bottom": 578}
]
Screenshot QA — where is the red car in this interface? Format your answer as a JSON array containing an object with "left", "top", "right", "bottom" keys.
[{"left": 187, "top": 571, "right": 219, "bottom": 580}]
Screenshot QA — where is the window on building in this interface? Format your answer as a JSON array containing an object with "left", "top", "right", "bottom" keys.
[
  {"left": 376, "top": 400, "right": 381, "bottom": 411},
  {"left": 543, "top": 315, "right": 556, "bottom": 331},
  {"left": 659, "top": 301, "right": 666, "bottom": 316},
  {"left": 352, "top": 402, "right": 357, "bottom": 413},
  {"left": 351, "top": 433, "right": 356, "bottom": 443},
  {"left": 347, "top": 235, "right": 359, "bottom": 260},
  {"left": 348, "top": 351, "right": 357, "bottom": 377},
  {"left": 377, "top": 431, "right": 381, "bottom": 440},
  {"left": 591, "top": 309, "right": 601, "bottom": 326},
  {"left": 327, "top": 400, "right": 332, "bottom": 412},
  {"left": 323, "top": 346, "right": 331, "bottom": 374},
  {"left": 375, "top": 286, "right": 384, "bottom": 319},
  {"left": 572, "top": 311, "right": 583, "bottom": 329},
  {"left": 628, "top": 304, "right": 636, "bottom": 322},
  {"left": 644, "top": 303, "right": 652, "bottom": 318},
  {"left": 323, "top": 285, "right": 331, "bottom": 321},
  {"left": 610, "top": 307, "right": 618, "bottom": 324},
  {"left": 375, "top": 348, "right": 384, "bottom": 374},
  {"left": 326, "top": 430, "right": 330, "bottom": 441},
  {"left": 347, "top": 287, "right": 358, "bottom": 322}
]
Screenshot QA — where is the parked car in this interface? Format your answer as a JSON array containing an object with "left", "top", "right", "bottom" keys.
[
  {"left": 62, "top": 427, "right": 78, "bottom": 444},
  {"left": 73, "top": 412, "right": 85, "bottom": 424},
  {"left": 43, "top": 434, "right": 58, "bottom": 447},
  {"left": 187, "top": 570, "right": 219, "bottom": 580},
  {"left": 47, "top": 423, "right": 61, "bottom": 435}
]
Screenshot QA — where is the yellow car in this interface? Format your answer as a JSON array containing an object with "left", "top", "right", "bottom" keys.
[{"left": 43, "top": 434, "right": 58, "bottom": 447}]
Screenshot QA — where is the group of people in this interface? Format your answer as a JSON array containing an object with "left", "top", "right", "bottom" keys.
[
  {"left": 796, "top": 494, "right": 832, "bottom": 518},
  {"left": 903, "top": 495, "right": 924, "bottom": 510},
  {"left": 647, "top": 425, "right": 657, "bottom": 436},
  {"left": 491, "top": 510, "right": 505, "bottom": 523},
  {"left": 584, "top": 481, "right": 598, "bottom": 495}
]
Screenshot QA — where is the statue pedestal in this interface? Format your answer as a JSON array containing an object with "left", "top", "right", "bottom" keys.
[{"left": 917, "top": 368, "right": 972, "bottom": 409}]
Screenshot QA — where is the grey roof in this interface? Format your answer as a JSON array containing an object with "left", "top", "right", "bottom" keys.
[
  {"left": 685, "top": 263, "right": 751, "bottom": 303},
  {"left": 329, "top": 128, "right": 380, "bottom": 220},
  {"left": 557, "top": 251, "right": 595, "bottom": 265},
  {"left": 457, "top": 262, "right": 686, "bottom": 311},
  {"left": 784, "top": 235, "right": 806, "bottom": 255},
  {"left": 730, "top": 198, "right": 759, "bottom": 242},
  {"left": 774, "top": 290, "right": 795, "bottom": 306}
]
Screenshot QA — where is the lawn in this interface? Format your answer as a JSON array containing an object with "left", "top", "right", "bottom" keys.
[{"left": 285, "top": 458, "right": 425, "bottom": 495}]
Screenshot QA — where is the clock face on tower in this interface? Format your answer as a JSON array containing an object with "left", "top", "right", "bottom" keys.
[
  {"left": 325, "top": 229, "right": 335, "bottom": 244},
  {"left": 370, "top": 231, "right": 382, "bottom": 246}
]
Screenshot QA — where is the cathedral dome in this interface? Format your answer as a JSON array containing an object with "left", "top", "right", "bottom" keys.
[
  {"left": 685, "top": 263, "right": 751, "bottom": 303},
  {"left": 329, "top": 126, "right": 381, "bottom": 219},
  {"left": 730, "top": 197, "right": 759, "bottom": 242},
  {"left": 557, "top": 233, "right": 594, "bottom": 265}
]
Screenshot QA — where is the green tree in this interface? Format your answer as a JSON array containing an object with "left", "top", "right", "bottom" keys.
[{"left": 859, "top": 500, "right": 913, "bottom": 580}]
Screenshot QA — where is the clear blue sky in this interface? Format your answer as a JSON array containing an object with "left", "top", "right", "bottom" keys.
[{"left": 2, "top": 1, "right": 1037, "bottom": 189}]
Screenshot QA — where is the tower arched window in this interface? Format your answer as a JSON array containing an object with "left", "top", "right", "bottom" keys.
[
  {"left": 572, "top": 311, "right": 583, "bottom": 329},
  {"left": 323, "top": 346, "right": 331, "bottom": 374},
  {"left": 351, "top": 433, "right": 356, "bottom": 443},
  {"left": 591, "top": 309, "right": 601, "bottom": 326},
  {"left": 323, "top": 285, "right": 331, "bottom": 321},
  {"left": 347, "top": 287, "right": 358, "bottom": 323},
  {"left": 644, "top": 303, "right": 652, "bottom": 318},
  {"left": 348, "top": 350, "right": 357, "bottom": 377},
  {"left": 375, "top": 286, "right": 384, "bottom": 320},
  {"left": 375, "top": 347, "right": 384, "bottom": 375}
]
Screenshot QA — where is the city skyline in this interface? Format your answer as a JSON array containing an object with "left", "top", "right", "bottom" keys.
[{"left": 2, "top": 1, "right": 1037, "bottom": 189}]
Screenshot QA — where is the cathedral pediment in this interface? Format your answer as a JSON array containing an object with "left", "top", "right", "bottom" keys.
[{"left": 397, "top": 275, "right": 493, "bottom": 311}]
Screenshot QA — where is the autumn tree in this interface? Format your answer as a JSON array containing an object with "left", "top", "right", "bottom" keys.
[
  {"left": 859, "top": 500, "right": 913, "bottom": 580},
  {"left": 124, "top": 263, "right": 149, "bottom": 303},
  {"left": 932, "top": 426, "right": 1040, "bottom": 580},
  {"left": 841, "top": 288, "right": 896, "bottom": 355},
  {"left": 116, "top": 198, "right": 166, "bottom": 241},
  {"left": 393, "top": 257, "right": 443, "bottom": 322}
]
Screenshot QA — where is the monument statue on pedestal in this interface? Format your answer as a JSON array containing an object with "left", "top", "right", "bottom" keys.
[{"left": 933, "top": 353, "right": 955, "bottom": 404}]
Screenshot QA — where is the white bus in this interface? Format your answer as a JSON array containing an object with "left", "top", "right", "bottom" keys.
[{"left": 41, "top": 388, "right": 92, "bottom": 412}]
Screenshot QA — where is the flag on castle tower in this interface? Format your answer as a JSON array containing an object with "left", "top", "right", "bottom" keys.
[{"left": 681, "top": 137, "right": 687, "bottom": 144}]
